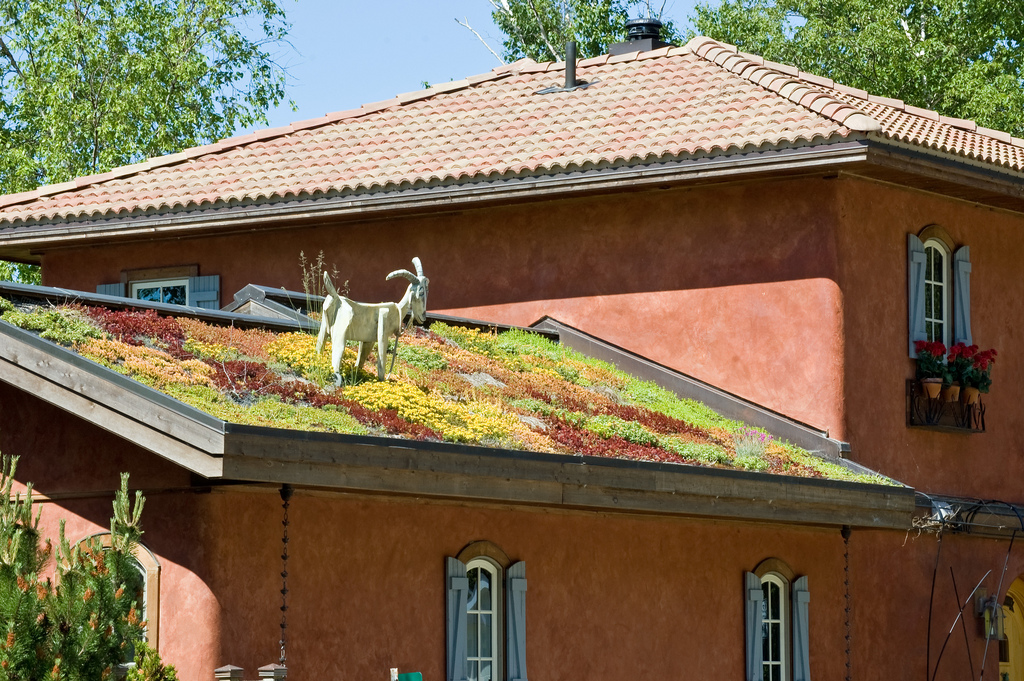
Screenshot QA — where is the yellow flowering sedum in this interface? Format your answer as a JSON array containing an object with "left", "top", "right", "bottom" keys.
[
  {"left": 344, "top": 381, "right": 519, "bottom": 443},
  {"left": 183, "top": 338, "right": 233, "bottom": 361},
  {"left": 266, "top": 332, "right": 343, "bottom": 383},
  {"left": 77, "top": 338, "right": 212, "bottom": 388}
]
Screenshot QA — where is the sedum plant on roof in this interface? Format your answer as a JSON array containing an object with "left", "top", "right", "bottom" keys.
[{"left": 0, "top": 299, "right": 889, "bottom": 484}]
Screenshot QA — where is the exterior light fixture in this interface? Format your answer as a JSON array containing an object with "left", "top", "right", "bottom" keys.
[{"left": 976, "top": 590, "right": 1006, "bottom": 641}]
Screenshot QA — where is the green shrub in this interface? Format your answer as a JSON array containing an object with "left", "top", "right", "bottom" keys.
[
  {"left": 126, "top": 642, "right": 179, "bottom": 681},
  {"left": 0, "top": 460, "right": 146, "bottom": 679},
  {"left": 0, "top": 297, "right": 14, "bottom": 313}
]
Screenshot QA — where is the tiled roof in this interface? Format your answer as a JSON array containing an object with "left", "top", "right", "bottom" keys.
[{"left": 1, "top": 36, "right": 1022, "bottom": 228}]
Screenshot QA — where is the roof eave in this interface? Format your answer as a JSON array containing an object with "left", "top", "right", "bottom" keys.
[
  {"left": 0, "top": 141, "right": 873, "bottom": 253},
  {"left": 221, "top": 421, "right": 917, "bottom": 530}
]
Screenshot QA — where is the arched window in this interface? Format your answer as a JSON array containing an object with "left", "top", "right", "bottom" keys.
[
  {"left": 760, "top": 573, "right": 788, "bottom": 681},
  {"left": 745, "top": 559, "right": 809, "bottom": 681},
  {"left": 908, "top": 226, "right": 972, "bottom": 356},
  {"left": 446, "top": 541, "right": 527, "bottom": 681},
  {"left": 923, "top": 238, "right": 951, "bottom": 345},
  {"left": 466, "top": 557, "right": 502, "bottom": 681}
]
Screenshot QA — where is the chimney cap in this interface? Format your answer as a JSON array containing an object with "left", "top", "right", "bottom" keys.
[
  {"left": 609, "top": 17, "right": 671, "bottom": 56},
  {"left": 625, "top": 17, "right": 663, "bottom": 42}
]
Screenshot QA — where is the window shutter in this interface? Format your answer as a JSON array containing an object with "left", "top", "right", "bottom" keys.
[
  {"left": 96, "top": 282, "right": 125, "bottom": 298},
  {"left": 506, "top": 561, "right": 527, "bottom": 681},
  {"left": 953, "top": 246, "right": 972, "bottom": 345},
  {"left": 446, "top": 557, "right": 469, "bottom": 681},
  {"left": 187, "top": 275, "right": 220, "bottom": 309},
  {"left": 792, "top": 576, "right": 810, "bottom": 681},
  {"left": 908, "top": 234, "right": 927, "bottom": 357},
  {"left": 744, "top": 572, "right": 764, "bottom": 681}
]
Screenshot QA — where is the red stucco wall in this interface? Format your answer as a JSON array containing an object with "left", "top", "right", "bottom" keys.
[
  {"left": 836, "top": 177, "right": 1024, "bottom": 499},
  {"left": 40, "top": 177, "right": 846, "bottom": 437}
]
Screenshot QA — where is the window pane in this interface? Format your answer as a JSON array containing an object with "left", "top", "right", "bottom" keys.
[
  {"left": 136, "top": 287, "right": 161, "bottom": 302},
  {"left": 763, "top": 663, "right": 770, "bottom": 680},
  {"left": 468, "top": 661, "right": 478, "bottom": 681},
  {"left": 480, "top": 661, "right": 492, "bottom": 681},
  {"left": 467, "top": 569, "right": 478, "bottom": 610},
  {"left": 932, "top": 287, "right": 942, "bottom": 322},
  {"left": 927, "top": 248, "right": 934, "bottom": 279},
  {"left": 762, "top": 622, "right": 769, "bottom": 658},
  {"left": 480, "top": 614, "right": 492, "bottom": 657},
  {"left": 479, "top": 569, "right": 491, "bottom": 611},
  {"left": 771, "top": 665, "right": 781, "bottom": 681},
  {"left": 771, "top": 622, "right": 781, "bottom": 660},
  {"left": 769, "top": 583, "right": 780, "bottom": 620},
  {"left": 924, "top": 283, "right": 933, "bottom": 318},
  {"left": 468, "top": 613, "right": 478, "bottom": 657},
  {"left": 933, "top": 248, "right": 944, "bottom": 278},
  {"left": 164, "top": 285, "right": 187, "bottom": 306}
]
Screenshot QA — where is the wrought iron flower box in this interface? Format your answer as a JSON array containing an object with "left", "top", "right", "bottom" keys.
[{"left": 906, "top": 380, "right": 985, "bottom": 432}]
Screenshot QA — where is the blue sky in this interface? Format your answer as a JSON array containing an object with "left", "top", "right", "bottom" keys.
[{"left": 241, "top": 1, "right": 700, "bottom": 134}]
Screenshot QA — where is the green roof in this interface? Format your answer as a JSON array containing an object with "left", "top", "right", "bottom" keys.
[{"left": 0, "top": 296, "right": 889, "bottom": 485}]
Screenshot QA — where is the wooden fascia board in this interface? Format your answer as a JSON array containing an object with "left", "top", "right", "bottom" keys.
[
  {"left": 0, "top": 142, "right": 873, "bottom": 250},
  {"left": 0, "top": 323, "right": 224, "bottom": 477},
  {"left": 221, "top": 426, "right": 916, "bottom": 529}
]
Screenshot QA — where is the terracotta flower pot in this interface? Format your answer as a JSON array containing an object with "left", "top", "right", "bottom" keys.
[
  {"left": 921, "top": 378, "right": 943, "bottom": 399},
  {"left": 962, "top": 386, "right": 981, "bottom": 405},
  {"left": 942, "top": 383, "right": 961, "bottom": 402}
]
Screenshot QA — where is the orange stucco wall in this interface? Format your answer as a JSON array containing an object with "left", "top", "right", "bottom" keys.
[
  {"left": 2, "top": 383, "right": 1020, "bottom": 681},
  {"left": 836, "top": 177, "right": 1024, "bottom": 498},
  {"left": 41, "top": 177, "right": 846, "bottom": 437}
]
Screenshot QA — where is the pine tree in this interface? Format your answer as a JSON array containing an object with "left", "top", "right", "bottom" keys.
[{"left": 0, "top": 457, "right": 147, "bottom": 680}]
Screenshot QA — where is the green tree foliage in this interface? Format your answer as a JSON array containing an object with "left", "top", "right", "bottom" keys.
[
  {"left": 489, "top": 0, "right": 682, "bottom": 62},
  {"left": 692, "top": 0, "right": 1024, "bottom": 136},
  {"left": 0, "top": 263, "right": 39, "bottom": 286},
  {"left": 0, "top": 0, "right": 291, "bottom": 193},
  {"left": 0, "top": 458, "right": 149, "bottom": 679},
  {"left": 0, "top": 0, "right": 291, "bottom": 283}
]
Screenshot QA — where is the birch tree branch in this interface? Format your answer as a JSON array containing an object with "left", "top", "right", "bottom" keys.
[{"left": 455, "top": 18, "right": 504, "bottom": 64}]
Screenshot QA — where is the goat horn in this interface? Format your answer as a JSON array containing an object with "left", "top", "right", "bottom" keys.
[
  {"left": 412, "top": 257, "right": 424, "bottom": 278},
  {"left": 386, "top": 269, "right": 418, "bottom": 285},
  {"left": 323, "top": 271, "right": 341, "bottom": 298}
]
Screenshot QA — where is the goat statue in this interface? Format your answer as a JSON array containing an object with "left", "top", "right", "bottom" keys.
[{"left": 315, "top": 258, "right": 429, "bottom": 384}]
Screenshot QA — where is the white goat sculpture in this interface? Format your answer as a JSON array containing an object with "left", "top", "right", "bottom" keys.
[{"left": 315, "top": 258, "right": 429, "bottom": 384}]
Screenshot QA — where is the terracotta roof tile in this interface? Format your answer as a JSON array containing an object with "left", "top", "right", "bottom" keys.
[{"left": 2, "top": 37, "right": 1022, "bottom": 228}]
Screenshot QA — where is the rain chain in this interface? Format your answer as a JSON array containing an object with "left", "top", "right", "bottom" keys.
[{"left": 279, "top": 484, "right": 293, "bottom": 666}]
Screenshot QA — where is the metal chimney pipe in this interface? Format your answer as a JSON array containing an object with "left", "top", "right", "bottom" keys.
[{"left": 565, "top": 41, "right": 577, "bottom": 89}]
